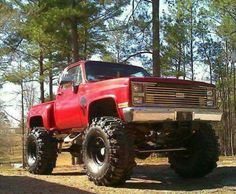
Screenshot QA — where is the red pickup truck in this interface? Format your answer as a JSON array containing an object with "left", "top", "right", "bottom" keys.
[{"left": 26, "top": 60, "right": 222, "bottom": 186}]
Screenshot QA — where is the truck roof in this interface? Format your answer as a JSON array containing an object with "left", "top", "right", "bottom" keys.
[{"left": 66, "top": 60, "right": 215, "bottom": 87}]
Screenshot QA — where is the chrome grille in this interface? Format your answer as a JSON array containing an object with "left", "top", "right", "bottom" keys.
[{"left": 145, "top": 83, "right": 207, "bottom": 107}]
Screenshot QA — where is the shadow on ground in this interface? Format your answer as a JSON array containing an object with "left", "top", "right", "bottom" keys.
[
  {"left": 52, "top": 171, "right": 86, "bottom": 176},
  {"left": 4, "top": 163, "right": 235, "bottom": 193},
  {"left": 122, "top": 164, "right": 236, "bottom": 191},
  {"left": 0, "top": 175, "right": 93, "bottom": 194}
]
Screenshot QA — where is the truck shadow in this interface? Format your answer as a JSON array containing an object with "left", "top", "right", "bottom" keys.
[
  {"left": 123, "top": 164, "right": 236, "bottom": 191},
  {"left": 52, "top": 171, "right": 86, "bottom": 176},
  {"left": 0, "top": 175, "right": 93, "bottom": 194}
]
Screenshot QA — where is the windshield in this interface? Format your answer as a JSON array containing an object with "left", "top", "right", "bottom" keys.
[{"left": 85, "top": 61, "right": 150, "bottom": 81}]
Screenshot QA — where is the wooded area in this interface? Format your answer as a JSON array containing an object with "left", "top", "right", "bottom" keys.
[{"left": 0, "top": 0, "right": 236, "bottom": 156}]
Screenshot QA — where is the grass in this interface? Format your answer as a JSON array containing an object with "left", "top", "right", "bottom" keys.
[{"left": 0, "top": 133, "right": 22, "bottom": 164}]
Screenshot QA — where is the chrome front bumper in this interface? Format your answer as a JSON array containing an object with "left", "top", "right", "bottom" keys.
[{"left": 122, "top": 107, "right": 222, "bottom": 123}]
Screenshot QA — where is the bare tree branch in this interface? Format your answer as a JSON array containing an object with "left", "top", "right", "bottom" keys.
[
  {"left": 122, "top": 51, "right": 152, "bottom": 63},
  {"left": 1, "top": 39, "right": 39, "bottom": 61},
  {"left": 2, "top": 109, "right": 21, "bottom": 123},
  {"left": 143, "top": 0, "right": 152, "bottom": 3}
]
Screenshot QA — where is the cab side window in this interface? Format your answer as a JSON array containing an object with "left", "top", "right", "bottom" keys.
[
  {"left": 60, "top": 66, "right": 82, "bottom": 89},
  {"left": 71, "top": 66, "right": 82, "bottom": 86}
]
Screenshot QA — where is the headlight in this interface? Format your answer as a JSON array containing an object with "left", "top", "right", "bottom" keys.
[
  {"left": 132, "top": 83, "right": 143, "bottom": 93},
  {"left": 207, "top": 88, "right": 215, "bottom": 107},
  {"left": 207, "top": 90, "right": 213, "bottom": 96},
  {"left": 133, "top": 97, "right": 143, "bottom": 104},
  {"left": 132, "top": 82, "right": 145, "bottom": 105}
]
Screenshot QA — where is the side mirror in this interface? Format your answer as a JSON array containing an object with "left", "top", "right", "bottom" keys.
[{"left": 72, "top": 82, "right": 79, "bottom": 93}]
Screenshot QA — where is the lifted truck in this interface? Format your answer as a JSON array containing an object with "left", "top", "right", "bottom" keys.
[{"left": 26, "top": 60, "right": 222, "bottom": 186}]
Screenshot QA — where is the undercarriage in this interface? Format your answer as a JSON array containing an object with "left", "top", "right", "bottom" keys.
[
  {"left": 55, "top": 121, "right": 214, "bottom": 162},
  {"left": 26, "top": 119, "right": 219, "bottom": 186}
]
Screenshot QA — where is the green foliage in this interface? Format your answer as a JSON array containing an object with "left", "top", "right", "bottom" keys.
[{"left": 212, "top": 0, "right": 236, "bottom": 41}]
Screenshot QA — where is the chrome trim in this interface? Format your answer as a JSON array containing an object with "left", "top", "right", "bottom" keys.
[{"left": 122, "top": 107, "right": 222, "bottom": 122}]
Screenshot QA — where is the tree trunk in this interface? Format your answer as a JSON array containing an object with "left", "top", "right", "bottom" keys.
[
  {"left": 205, "top": 50, "right": 213, "bottom": 84},
  {"left": 83, "top": 25, "right": 88, "bottom": 60},
  {"left": 48, "top": 54, "right": 53, "bottom": 101},
  {"left": 177, "top": 42, "right": 182, "bottom": 79},
  {"left": 222, "top": 78, "right": 228, "bottom": 155},
  {"left": 19, "top": 62, "right": 25, "bottom": 168},
  {"left": 39, "top": 50, "right": 44, "bottom": 103},
  {"left": 21, "top": 80, "right": 25, "bottom": 168},
  {"left": 183, "top": 44, "right": 186, "bottom": 80},
  {"left": 49, "top": 67, "right": 53, "bottom": 101},
  {"left": 209, "top": 63, "right": 212, "bottom": 84},
  {"left": 70, "top": 0, "right": 79, "bottom": 63},
  {"left": 233, "top": 61, "right": 236, "bottom": 155},
  {"left": 67, "top": 38, "right": 72, "bottom": 63},
  {"left": 152, "top": 0, "right": 161, "bottom": 77},
  {"left": 225, "top": 40, "right": 233, "bottom": 155},
  {"left": 190, "top": 4, "right": 194, "bottom": 81}
]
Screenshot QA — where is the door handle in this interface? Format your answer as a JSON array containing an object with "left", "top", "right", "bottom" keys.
[{"left": 58, "top": 91, "right": 63, "bottom": 96}]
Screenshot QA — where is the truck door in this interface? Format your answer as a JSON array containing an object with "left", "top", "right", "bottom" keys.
[{"left": 54, "top": 65, "right": 83, "bottom": 129}]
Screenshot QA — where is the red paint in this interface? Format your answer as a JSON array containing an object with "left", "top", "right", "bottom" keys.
[{"left": 27, "top": 61, "right": 214, "bottom": 133}]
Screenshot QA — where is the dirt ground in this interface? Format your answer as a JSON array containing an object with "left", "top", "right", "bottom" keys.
[{"left": 1, "top": 154, "right": 236, "bottom": 194}]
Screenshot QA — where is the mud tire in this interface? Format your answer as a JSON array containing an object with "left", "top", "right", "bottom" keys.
[
  {"left": 26, "top": 127, "right": 58, "bottom": 175},
  {"left": 168, "top": 122, "right": 219, "bottom": 178},
  {"left": 83, "top": 117, "right": 135, "bottom": 186}
]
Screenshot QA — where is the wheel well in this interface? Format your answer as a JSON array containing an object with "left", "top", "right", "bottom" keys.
[
  {"left": 88, "top": 98, "right": 118, "bottom": 123},
  {"left": 29, "top": 116, "right": 44, "bottom": 129}
]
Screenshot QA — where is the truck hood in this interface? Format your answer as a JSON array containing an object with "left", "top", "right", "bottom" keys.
[
  {"left": 129, "top": 77, "right": 215, "bottom": 87},
  {"left": 88, "top": 77, "right": 215, "bottom": 87}
]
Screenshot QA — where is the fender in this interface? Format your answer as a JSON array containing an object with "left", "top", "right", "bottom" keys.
[
  {"left": 28, "top": 102, "right": 55, "bottom": 130},
  {"left": 86, "top": 95, "right": 119, "bottom": 122}
]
